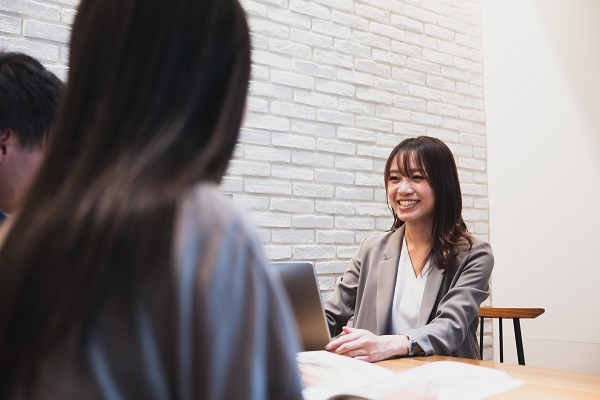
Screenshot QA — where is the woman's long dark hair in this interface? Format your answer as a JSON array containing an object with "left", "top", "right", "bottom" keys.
[
  {"left": 384, "top": 136, "right": 473, "bottom": 274},
  {"left": 0, "top": 0, "right": 250, "bottom": 392}
]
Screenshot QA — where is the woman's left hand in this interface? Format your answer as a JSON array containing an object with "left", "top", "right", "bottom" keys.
[{"left": 325, "top": 326, "right": 407, "bottom": 362}]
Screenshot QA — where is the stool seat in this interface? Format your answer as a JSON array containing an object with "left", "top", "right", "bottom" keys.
[{"left": 478, "top": 307, "right": 545, "bottom": 365}]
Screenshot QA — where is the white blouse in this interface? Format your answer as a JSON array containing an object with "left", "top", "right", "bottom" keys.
[{"left": 390, "top": 237, "right": 431, "bottom": 334}]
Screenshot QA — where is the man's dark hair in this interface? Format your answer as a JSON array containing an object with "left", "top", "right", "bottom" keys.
[{"left": 0, "top": 52, "right": 63, "bottom": 148}]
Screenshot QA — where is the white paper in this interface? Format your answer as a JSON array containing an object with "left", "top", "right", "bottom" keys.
[
  {"left": 298, "top": 351, "right": 394, "bottom": 400},
  {"left": 298, "top": 351, "right": 525, "bottom": 400}
]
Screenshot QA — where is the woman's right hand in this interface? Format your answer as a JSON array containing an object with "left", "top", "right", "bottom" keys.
[{"left": 325, "top": 326, "right": 408, "bottom": 362}]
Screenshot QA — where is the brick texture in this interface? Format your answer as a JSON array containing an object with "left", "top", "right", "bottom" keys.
[{"left": 0, "top": 0, "right": 492, "bottom": 359}]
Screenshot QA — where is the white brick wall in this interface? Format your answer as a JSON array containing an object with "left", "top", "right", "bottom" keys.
[
  {"left": 0, "top": 0, "right": 492, "bottom": 359},
  {"left": 0, "top": 0, "right": 73, "bottom": 80},
  {"left": 247, "top": 0, "right": 491, "bottom": 358}
]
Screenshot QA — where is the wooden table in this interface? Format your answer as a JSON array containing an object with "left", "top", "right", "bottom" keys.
[{"left": 376, "top": 356, "right": 600, "bottom": 399}]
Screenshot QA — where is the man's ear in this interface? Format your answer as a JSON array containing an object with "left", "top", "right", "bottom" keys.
[{"left": 0, "top": 128, "right": 14, "bottom": 159}]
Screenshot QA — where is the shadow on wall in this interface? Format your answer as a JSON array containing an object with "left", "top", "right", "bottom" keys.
[{"left": 533, "top": 0, "right": 600, "bottom": 155}]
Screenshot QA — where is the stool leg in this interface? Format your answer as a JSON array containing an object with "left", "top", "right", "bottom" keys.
[
  {"left": 499, "top": 318, "right": 503, "bottom": 363},
  {"left": 513, "top": 318, "right": 525, "bottom": 365},
  {"left": 479, "top": 317, "right": 484, "bottom": 359}
]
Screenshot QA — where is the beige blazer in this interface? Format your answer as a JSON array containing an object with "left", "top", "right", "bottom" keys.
[{"left": 324, "top": 225, "right": 494, "bottom": 359}]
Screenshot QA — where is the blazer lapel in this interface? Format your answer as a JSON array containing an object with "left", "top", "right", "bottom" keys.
[
  {"left": 418, "top": 262, "right": 443, "bottom": 326},
  {"left": 375, "top": 226, "right": 404, "bottom": 334}
]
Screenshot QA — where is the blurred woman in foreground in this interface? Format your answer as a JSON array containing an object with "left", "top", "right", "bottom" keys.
[{"left": 0, "top": 0, "right": 302, "bottom": 398}]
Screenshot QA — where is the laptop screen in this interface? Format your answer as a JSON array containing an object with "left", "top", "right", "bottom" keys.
[{"left": 269, "top": 261, "right": 332, "bottom": 351}]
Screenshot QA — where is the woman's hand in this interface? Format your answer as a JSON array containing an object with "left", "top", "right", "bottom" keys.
[{"left": 325, "top": 326, "right": 408, "bottom": 362}]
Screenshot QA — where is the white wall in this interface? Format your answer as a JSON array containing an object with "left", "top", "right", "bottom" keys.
[
  {"left": 1, "top": 1, "right": 491, "bottom": 281},
  {"left": 482, "top": 0, "right": 600, "bottom": 373},
  {"left": 2, "top": 0, "right": 495, "bottom": 358},
  {"left": 234, "top": 0, "right": 490, "bottom": 297},
  {"left": 4, "top": 0, "right": 599, "bottom": 372}
]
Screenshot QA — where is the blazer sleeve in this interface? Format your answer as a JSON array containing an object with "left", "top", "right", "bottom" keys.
[
  {"left": 405, "top": 240, "right": 494, "bottom": 356},
  {"left": 323, "top": 238, "right": 366, "bottom": 337}
]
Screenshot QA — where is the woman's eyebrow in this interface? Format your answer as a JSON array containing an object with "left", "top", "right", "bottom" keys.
[{"left": 391, "top": 168, "right": 421, "bottom": 174}]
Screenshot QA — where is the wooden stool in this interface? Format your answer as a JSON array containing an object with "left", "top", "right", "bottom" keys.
[{"left": 478, "top": 307, "right": 545, "bottom": 365}]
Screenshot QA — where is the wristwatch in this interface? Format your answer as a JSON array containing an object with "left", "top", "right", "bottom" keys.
[{"left": 403, "top": 334, "right": 417, "bottom": 356}]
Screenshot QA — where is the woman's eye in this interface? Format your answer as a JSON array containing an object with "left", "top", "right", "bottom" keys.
[
  {"left": 389, "top": 176, "right": 400, "bottom": 182},
  {"left": 412, "top": 175, "right": 424, "bottom": 180}
]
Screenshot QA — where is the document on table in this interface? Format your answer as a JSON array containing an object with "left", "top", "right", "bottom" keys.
[{"left": 298, "top": 351, "right": 524, "bottom": 400}]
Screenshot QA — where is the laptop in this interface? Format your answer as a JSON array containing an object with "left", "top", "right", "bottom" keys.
[{"left": 269, "top": 261, "right": 332, "bottom": 351}]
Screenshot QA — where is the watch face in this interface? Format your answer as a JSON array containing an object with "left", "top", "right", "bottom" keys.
[
  {"left": 408, "top": 336, "right": 417, "bottom": 355},
  {"left": 403, "top": 334, "right": 416, "bottom": 356}
]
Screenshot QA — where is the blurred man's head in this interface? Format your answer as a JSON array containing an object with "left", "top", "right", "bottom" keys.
[{"left": 0, "top": 52, "right": 63, "bottom": 215}]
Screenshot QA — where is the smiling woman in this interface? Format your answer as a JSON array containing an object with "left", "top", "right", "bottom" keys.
[{"left": 324, "top": 136, "right": 494, "bottom": 362}]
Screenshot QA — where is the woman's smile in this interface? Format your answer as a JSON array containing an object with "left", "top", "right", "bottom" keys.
[{"left": 397, "top": 199, "right": 420, "bottom": 208}]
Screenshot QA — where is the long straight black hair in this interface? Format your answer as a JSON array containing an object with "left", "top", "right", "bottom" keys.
[
  {"left": 384, "top": 136, "right": 473, "bottom": 274},
  {"left": 0, "top": 0, "right": 250, "bottom": 392}
]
